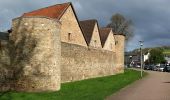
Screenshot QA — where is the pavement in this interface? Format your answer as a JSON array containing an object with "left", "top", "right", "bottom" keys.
[{"left": 106, "top": 70, "right": 170, "bottom": 100}]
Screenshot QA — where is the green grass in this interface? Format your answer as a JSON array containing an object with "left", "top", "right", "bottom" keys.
[
  {"left": 163, "top": 49, "right": 170, "bottom": 55},
  {"left": 0, "top": 69, "right": 147, "bottom": 100}
]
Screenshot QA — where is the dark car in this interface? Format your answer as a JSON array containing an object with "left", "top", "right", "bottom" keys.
[
  {"left": 163, "top": 65, "right": 170, "bottom": 72},
  {"left": 167, "top": 66, "right": 170, "bottom": 72},
  {"left": 144, "top": 65, "right": 155, "bottom": 70},
  {"left": 144, "top": 65, "right": 150, "bottom": 70}
]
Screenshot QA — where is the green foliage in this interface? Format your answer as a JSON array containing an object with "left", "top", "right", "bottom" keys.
[
  {"left": 107, "top": 13, "right": 134, "bottom": 41},
  {"left": 0, "top": 69, "right": 146, "bottom": 100},
  {"left": 149, "top": 48, "right": 166, "bottom": 64}
]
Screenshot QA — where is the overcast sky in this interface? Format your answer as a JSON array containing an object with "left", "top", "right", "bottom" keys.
[{"left": 0, "top": 0, "right": 170, "bottom": 51}]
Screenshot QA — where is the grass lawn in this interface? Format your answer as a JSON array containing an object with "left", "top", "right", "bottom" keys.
[
  {"left": 0, "top": 69, "right": 147, "bottom": 100},
  {"left": 163, "top": 49, "right": 170, "bottom": 55}
]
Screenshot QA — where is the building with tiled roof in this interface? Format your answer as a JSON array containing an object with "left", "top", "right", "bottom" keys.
[
  {"left": 0, "top": 2, "right": 125, "bottom": 92},
  {"left": 23, "top": 2, "right": 70, "bottom": 19},
  {"left": 99, "top": 28, "right": 115, "bottom": 52},
  {"left": 23, "top": 2, "right": 87, "bottom": 47},
  {"left": 79, "top": 19, "right": 102, "bottom": 48}
]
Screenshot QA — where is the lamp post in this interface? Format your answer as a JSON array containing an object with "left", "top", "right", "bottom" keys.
[
  {"left": 129, "top": 56, "right": 132, "bottom": 67},
  {"left": 139, "top": 41, "right": 143, "bottom": 77}
]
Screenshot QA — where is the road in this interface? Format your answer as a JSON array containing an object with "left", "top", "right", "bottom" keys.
[{"left": 106, "top": 70, "right": 170, "bottom": 100}]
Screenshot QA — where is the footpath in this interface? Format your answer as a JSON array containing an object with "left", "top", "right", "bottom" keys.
[{"left": 106, "top": 70, "right": 170, "bottom": 100}]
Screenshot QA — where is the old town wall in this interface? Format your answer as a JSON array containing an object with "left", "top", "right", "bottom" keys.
[
  {"left": 9, "top": 17, "right": 61, "bottom": 92},
  {"left": 114, "top": 34, "right": 125, "bottom": 73},
  {"left": 61, "top": 42, "right": 118, "bottom": 83}
]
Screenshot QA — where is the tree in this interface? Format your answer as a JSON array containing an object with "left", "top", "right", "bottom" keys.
[
  {"left": 107, "top": 13, "right": 134, "bottom": 41},
  {"left": 149, "top": 48, "right": 166, "bottom": 64}
]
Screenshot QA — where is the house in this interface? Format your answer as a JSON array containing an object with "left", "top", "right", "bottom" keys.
[
  {"left": 143, "top": 51, "right": 150, "bottom": 62},
  {"left": 23, "top": 2, "right": 87, "bottom": 47},
  {"left": 99, "top": 28, "right": 115, "bottom": 52},
  {"left": 79, "top": 19, "right": 102, "bottom": 48}
]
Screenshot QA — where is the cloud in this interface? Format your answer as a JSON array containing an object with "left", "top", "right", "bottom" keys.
[{"left": 0, "top": 0, "right": 170, "bottom": 51}]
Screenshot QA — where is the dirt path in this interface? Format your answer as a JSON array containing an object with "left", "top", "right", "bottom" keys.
[{"left": 106, "top": 70, "right": 170, "bottom": 100}]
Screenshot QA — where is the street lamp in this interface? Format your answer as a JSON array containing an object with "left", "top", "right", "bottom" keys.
[
  {"left": 139, "top": 41, "right": 144, "bottom": 78},
  {"left": 129, "top": 56, "right": 132, "bottom": 67}
]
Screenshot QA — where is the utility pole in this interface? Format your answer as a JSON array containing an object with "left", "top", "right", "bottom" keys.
[{"left": 139, "top": 41, "right": 143, "bottom": 78}]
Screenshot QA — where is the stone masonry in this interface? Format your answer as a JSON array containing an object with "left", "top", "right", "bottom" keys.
[
  {"left": 9, "top": 17, "right": 61, "bottom": 92},
  {"left": 59, "top": 6, "right": 87, "bottom": 47},
  {"left": 0, "top": 2, "right": 125, "bottom": 92},
  {"left": 114, "top": 35, "right": 125, "bottom": 73},
  {"left": 61, "top": 42, "right": 116, "bottom": 82}
]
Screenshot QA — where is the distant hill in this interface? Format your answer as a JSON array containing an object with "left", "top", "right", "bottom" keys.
[
  {"left": 163, "top": 49, "right": 170, "bottom": 56},
  {"left": 130, "top": 46, "right": 170, "bottom": 56}
]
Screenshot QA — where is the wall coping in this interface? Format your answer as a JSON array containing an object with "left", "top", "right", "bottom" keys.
[
  {"left": 61, "top": 42, "right": 116, "bottom": 54},
  {"left": 12, "top": 16, "right": 61, "bottom": 25}
]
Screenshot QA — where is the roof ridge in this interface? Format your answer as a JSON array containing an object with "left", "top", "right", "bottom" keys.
[
  {"left": 100, "top": 27, "right": 112, "bottom": 30},
  {"left": 23, "top": 2, "right": 71, "bottom": 15},
  {"left": 23, "top": 2, "right": 71, "bottom": 19},
  {"left": 57, "top": 2, "right": 71, "bottom": 20},
  {"left": 80, "top": 19, "right": 97, "bottom": 22}
]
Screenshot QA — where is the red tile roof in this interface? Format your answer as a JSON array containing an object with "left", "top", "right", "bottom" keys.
[
  {"left": 79, "top": 19, "right": 97, "bottom": 45},
  {"left": 23, "top": 2, "right": 71, "bottom": 19},
  {"left": 99, "top": 28, "right": 112, "bottom": 47}
]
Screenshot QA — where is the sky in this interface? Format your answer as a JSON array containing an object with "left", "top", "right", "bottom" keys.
[{"left": 0, "top": 0, "right": 170, "bottom": 51}]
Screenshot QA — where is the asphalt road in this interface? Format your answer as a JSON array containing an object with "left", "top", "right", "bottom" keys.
[{"left": 106, "top": 70, "right": 170, "bottom": 100}]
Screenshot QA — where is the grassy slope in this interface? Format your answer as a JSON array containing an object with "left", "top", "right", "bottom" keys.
[
  {"left": 163, "top": 49, "right": 170, "bottom": 55},
  {"left": 0, "top": 69, "right": 147, "bottom": 100}
]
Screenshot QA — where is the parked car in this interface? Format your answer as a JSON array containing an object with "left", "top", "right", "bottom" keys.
[
  {"left": 144, "top": 65, "right": 157, "bottom": 70},
  {"left": 158, "top": 65, "right": 166, "bottom": 72},
  {"left": 152, "top": 65, "right": 159, "bottom": 71},
  {"left": 167, "top": 66, "right": 170, "bottom": 72},
  {"left": 144, "top": 65, "right": 150, "bottom": 70},
  {"left": 135, "top": 64, "right": 140, "bottom": 68},
  {"left": 163, "top": 65, "right": 170, "bottom": 72}
]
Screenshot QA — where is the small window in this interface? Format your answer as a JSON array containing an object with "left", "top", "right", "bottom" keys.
[
  {"left": 94, "top": 40, "right": 97, "bottom": 47},
  {"left": 115, "top": 41, "right": 118, "bottom": 45},
  {"left": 68, "top": 33, "right": 71, "bottom": 41}
]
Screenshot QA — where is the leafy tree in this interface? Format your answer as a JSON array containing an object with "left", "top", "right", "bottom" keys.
[
  {"left": 149, "top": 48, "right": 166, "bottom": 64},
  {"left": 107, "top": 13, "right": 134, "bottom": 41}
]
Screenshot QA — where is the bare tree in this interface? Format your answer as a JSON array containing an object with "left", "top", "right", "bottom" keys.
[{"left": 107, "top": 13, "right": 134, "bottom": 41}]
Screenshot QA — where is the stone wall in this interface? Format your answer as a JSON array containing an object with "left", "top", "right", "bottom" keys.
[
  {"left": 0, "top": 10, "right": 125, "bottom": 92},
  {"left": 61, "top": 42, "right": 119, "bottom": 83},
  {"left": 114, "top": 35, "right": 125, "bottom": 73},
  {"left": 9, "top": 17, "right": 61, "bottom": 92},
  {"left": 0, "top": 40, "right": 10, "bottom": 68},
  {"left": 0, "top": 41, "right": 12, "bottom": 91}
]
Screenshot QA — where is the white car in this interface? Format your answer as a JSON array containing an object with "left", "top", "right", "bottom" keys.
[
  {"left": 136, "top": 65, "right": 141, "bottom": 68},
  {"left": 158, "top": 66, "right": 165, "bottom": 72}
]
